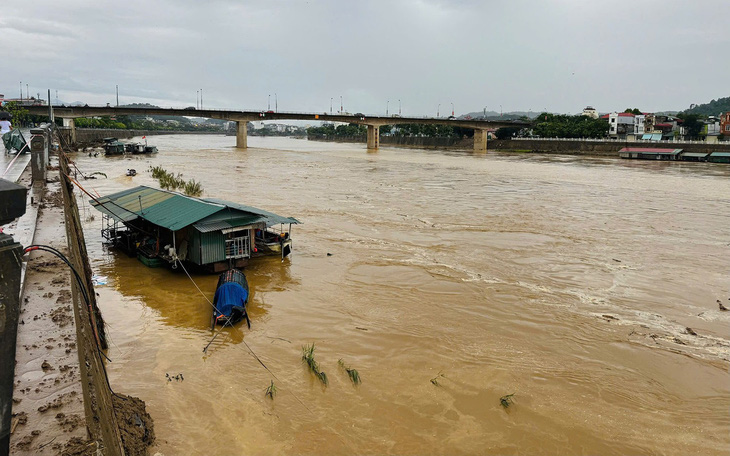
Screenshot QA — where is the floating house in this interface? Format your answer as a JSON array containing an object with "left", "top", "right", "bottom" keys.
[
  {"left": 91, "top": 186, "right": 298, "bottom": 272},
  {"left": 707, "top": 152, "right": 730, "bottom": 164},
  {"left": 619, "top": 147, "right": 682, "bottom": 160},
  {"left": 679, "top": 152, "right": 709, "bottom": 162}
]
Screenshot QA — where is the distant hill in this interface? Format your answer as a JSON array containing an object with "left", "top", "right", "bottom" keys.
[{"left": 682, "top": 97, "right": 730, "bottom": 116}]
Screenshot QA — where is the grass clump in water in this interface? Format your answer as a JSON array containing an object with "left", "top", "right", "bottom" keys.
[
  {"left": 264, "top": 380, "right": 277, "bottom": 400},
  {"left": 302, "top": 343, "right": 328, "bottom": 386},
  {"left": 149, "top": 165, "right": 203, "bottom": 196},
  {"left": 337, "top": 359, "right": 361, "bottom": 385},
  {"left": 500, "top": 393, "right": 515, "bottom": 408}
]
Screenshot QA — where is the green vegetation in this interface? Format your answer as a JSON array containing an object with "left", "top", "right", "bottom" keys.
[
  {"left": 0, "top": 101, "right": 30, "bottom": 126},
  {"left": 337, "top": 359, "right": 362, "bottom": 385},
  {"left": 150, "top": 166, "right": 203, "bottom": 196},
  {"left": 500, "top": 393, "right": 515, "bottom": 408},
  {"left": 306, "top": 123, "right": 366, "bottom": 139},
  {"left": 264, "top": 380, "right": 277, "bottom": 399},
  {"left": 302, "top": 344, "right": 328, "bottom": 386},
  {"left": 676, "top": 113, "right": 703, "bottom": 138},
  {"left": 682, "top": 97, "right": 730, "bottom": 116},
  {"left": 531, "top": 113, "right": 608, "bottom": 138},
  {"left": 306, "top": 123, "right": 474, "bottom": 140}
]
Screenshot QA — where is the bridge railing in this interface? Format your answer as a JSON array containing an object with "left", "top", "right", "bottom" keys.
[{"left": 42, "top": 104, "right": 523, "bottom": 122}]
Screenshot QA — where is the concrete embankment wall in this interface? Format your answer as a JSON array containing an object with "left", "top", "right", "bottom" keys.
[
  {"left": 489, "top": 139, "right": 730, "bottom": 155},
  {"left": 60, "top": 153, "right": 153, "bottom": 454},
  {"left": 309, "top": 136, "right": 471, "bottom": 149},
  {"left": 309, "top": 136, "right": 730, "bottom": 155}
]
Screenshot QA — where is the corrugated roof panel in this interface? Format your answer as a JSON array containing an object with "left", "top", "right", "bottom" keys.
[
  {"left": 203, "top": 198, "right": 300, "bottom": 227},
  {"left": 91, "top": 186, "right": 224, "bottom": 231}
]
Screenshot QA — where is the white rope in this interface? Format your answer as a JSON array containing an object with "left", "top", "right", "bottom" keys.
[{"left": 176, "top": 258, "right": 214, "bottom": 307}]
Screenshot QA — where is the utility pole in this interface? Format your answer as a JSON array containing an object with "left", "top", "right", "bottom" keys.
[
  {"left": 340, "top": 95, "right": 343, "bottom": 114},
  {"left": 386, "top": 100, "right": 389, "bottom": 117},
  {"left": 437, "top": 104, "right": 440, "bottom": 118},
  {"left": 200, "top": 88, "right": 203, "bottom": 109},
  {"left": 196, "top": 90, "right": 199, "bottom": 109},
  {"left": 19, "top": 81, "right": 22, "bottom": 101},
  {"left": 116, "top": 85, "right": 119, "bottom": 107},
  {"left": 268, "top": 94, "right": 270, "bottom": 111},
  {"left": 275, "top": 93, "right": 278, "bottom": 112},
  {"left": 398, "top": 99, "right": 401, "bottom": 116},
  {"left": 451, "top": 102, "right": 454, "bottom": 117},
  {"left": 26, "top": 84, "right": 29, "bottom": 100}
]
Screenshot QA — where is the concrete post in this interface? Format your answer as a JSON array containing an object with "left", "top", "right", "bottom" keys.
[
  {"left": 236, "top": 121, "right": 248, "bottom": 149},
  {"left": 30, "top": 126, "right": 50, "bottom": 185},
  {"left": 367, "top": 125, "right": 380, "bottom": 149},
  {"left": 473, "top": 128, "right": 488, "bottom": 153},
  {"left": 0, "top": 234, "right": 23, "bottom": 455},
  {"left": 62, "top": 118, "right": 76, "bottom": 145}
]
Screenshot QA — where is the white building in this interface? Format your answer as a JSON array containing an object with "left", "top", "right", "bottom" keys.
[{"left": 582, "top": 106, "right": 598, "bottom": 119}]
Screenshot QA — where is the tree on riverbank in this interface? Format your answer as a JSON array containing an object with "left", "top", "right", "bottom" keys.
[{"left": 531, "top": 113, "right": 608, "bottom": 138}]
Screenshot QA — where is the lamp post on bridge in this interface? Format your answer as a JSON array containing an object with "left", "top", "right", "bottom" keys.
[
  {"left": 386, "top": 100, "right": 389, "bottom": 117},
  {"left": 398, "top": 99, "right": 401, "bottom": 116},
  {"left": 268, "top": 94, "right": 271, "bottom": 111},
  {"left": 500, "top": 105, "right": 502, "bottom": 118},
  {"left": 200, "top": 88, "right": 203, "bottom": 110},
  {"left": 19, "top": 81, "right": 22, "bottom": 101},
  {"left": 275, "top": 93, "right": 278, "bottom": 112},
  {"left": 483, "top": 106, "right": 487, "bottom": 119},
  {"left": 116, "top": 85, "right": 119, "bottom": 107},
  {"left": 330, "top": 97, "right": 333, "bottom": 114},
  {"left": 437, "top": 104, "right": 440, "bottom": 118},
  {"left": 340, "top": 95, "right": 343, "bottom": 114},
  {"left": 451, "top": 102, "right": 454, "bottom": 117}
]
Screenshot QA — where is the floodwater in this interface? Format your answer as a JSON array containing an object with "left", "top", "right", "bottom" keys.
[{"left": 70, "top": 136, "right": 729, "bottom": 455}]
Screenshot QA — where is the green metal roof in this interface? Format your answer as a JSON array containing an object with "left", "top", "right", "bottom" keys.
[
  {"left": 92, "top": 186, "right": 299, "bottom": 232},
  {"left": 91, "top": 186, "right": 225, "bottom": 231},
  {"left": 193, "top": 211, "right": 266, "bottom": 233},
  {"left": 203, "top": 198, "right": 300, "bottom": 227},
  {"left": 709, "top": 152, "right": 730, "bottom": 157}
]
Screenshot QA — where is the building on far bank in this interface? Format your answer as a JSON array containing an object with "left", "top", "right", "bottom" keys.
[
  {"left": 721, "top": 112, "right": 730, "bottom": 137},
  {"left": 582, "top": 106, "right": 598, "bottom": 119}
]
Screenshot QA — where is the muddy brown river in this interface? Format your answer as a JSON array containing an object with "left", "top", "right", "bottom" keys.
[{"left": 68, "top": 135, "right": 729, "bottom": 455}]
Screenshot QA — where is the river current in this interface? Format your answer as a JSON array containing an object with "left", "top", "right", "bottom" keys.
[{"left": 68, "top": 135, "right": 729, "bottom": 455}]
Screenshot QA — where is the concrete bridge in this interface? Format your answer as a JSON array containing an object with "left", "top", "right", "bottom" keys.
[{"left": 26, "top": 105, "right": 529, "bottom": 152}]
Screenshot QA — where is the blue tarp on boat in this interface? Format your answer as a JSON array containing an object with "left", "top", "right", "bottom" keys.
[{"left": 213, "top": 282, "right": 249, "bottom": 318}]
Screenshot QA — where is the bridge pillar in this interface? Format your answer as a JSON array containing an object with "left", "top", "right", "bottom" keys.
[
  {"left": 236, "top": 121, "right": 247, "bottom": 149},
  {"left": 367, "top": 125, "right": 380, "bottom": 149},
  {"left": 473, "top": 128, "right": 488, "bottom": 153},
  {"left": 63, "top": 118, "right": 76, "bottom": 144}
]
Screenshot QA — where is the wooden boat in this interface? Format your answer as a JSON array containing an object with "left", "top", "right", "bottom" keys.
[
  {"left": 211, "top": 269, "right": 250, "bottom": 328},
  {"left": 102, "top": 138, "right": 125, "bottom": 155},
  {"left": 125, "top": 143, "right": 145, "bottom": 154}
]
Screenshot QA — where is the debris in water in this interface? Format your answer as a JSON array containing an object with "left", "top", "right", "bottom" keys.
[
  {"left": 685, "top": 327, "right": 697, "bottom": 336},
  {"left": 92, "top": 274, "right": 108, "bottom": 286},
  {"left": 355, "top": 327, "right": 368, "bottom": 331},
  {"left": 673, "top": 337, "right": 686, "bottom": 345},
  {"left": 718, "top": 300, "right": 728, "bottom": 312},
  {"left": 612, "top": 258, "right": 622, "bottom": 263},
  {"left": 326, "top": 253, "right": 333, "bottom": 256},
  {"left": 602, "top": 314, "right": 618, "bottom": 321},
  {"left": 500, "top": 393, "right": 516, "bottom": 408},
  {"left": 430, "top": 371, "right": 446, "bottom": 386},
  {"left": 165, "top": 373, "right": 184, "bottom": 382}
]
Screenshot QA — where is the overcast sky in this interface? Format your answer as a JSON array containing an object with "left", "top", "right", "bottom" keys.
[{"left": 3, "top": 0, "right": 728, "bottom": 116}]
